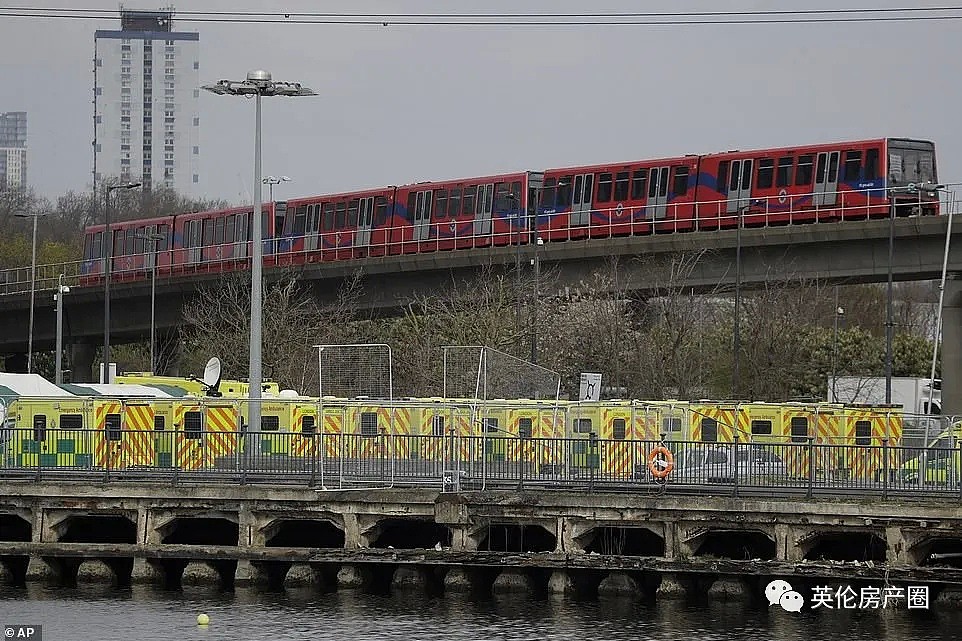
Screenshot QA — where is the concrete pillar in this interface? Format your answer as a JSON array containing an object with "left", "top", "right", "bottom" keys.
[
  {"left": 886, "top": 527, "right": 912, "bottom": 565},
  {"left": 663, "top": 522, "right": 678, "bottom": 559},
  {"left": 69, "top": 342, "right": 95, "bottom": 383},
  {"left": 0, "top": 561, "right": 14, "bottom": 584},
  {"left": 391, "top": 566, "right": 428, "bottom": 592},
  {"left": 943, "top": 277, "right": 962, "bottom": 416},
  {"left": 238, "top": 507, "right": 255, "bottom": 547},
  {"left": 656, "top": 573, "right": 688, "bottom": 599},
  {"left": 285, "top": 563, "right": 322, "bottom": 588},
  {"left": 492, "top": 569, "right": 534, "bottom": 595},
  {"left": 448, "top": 526, "right": 478, "bottom": 552},
  {"left": 556, "top": 517, "right": 580, "bottom": 553},
  {"left": 775, "top": 524, "right": 801, "bottom": 561},
  {"left": 131, "top": 558, "right": 162, "bottom": 585},
  {"left": 234, "top": 560, "right": 269, "bottom": 587},
  {"left": 443, "top": 567, "right": 476, "bottom": 593},
  {"left": 707, "top": 577, "right": 750, "bottom": 600},
  {"left": 937, "top": 587, "right": 962, "bottom": 605},
  {"left": 25, "top": 557, "right": 59, "bottom": 583},
  {"left": 76, "top": 560, "right": 115, "bottom": 584},
  {"left": 181, "top": 561, "right": 221, "bottom": 586},
  {"left": 337, "top": 564, "right": 369, "bottom": 590},
  {"left": 547, "top": 570, "right": 577, "bottom": 597},
  {"left": 342, "top": 514, "right": 362, "bottom": 549},
  {"left": 598, "top": 572, "right": 643, "bottom": 599}
]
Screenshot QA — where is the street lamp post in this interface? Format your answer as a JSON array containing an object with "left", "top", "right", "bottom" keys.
[
  {"left": 732, "top": 205, "right": 746, "bottom": 398},
  {"left": 54, "top": 274, "right": 70, "bottom": 384},
  {"left": 13, "top": 210, "right": 46, "bottom": 373},
  {"left": 885, "top": 194, "right": 896, "bottom": 404},
  {"left": 203, "top": 71, "right": 316, "bottom": 434},
  {"left": 831, "top": 287, "right": 845, "bottom": 401},
  {"left": 530, "top": 237, "right": 543, "bottom": 365},
  {"left": 262, "top": 175, "right": 291, "bottom": 202},
  {"left": 506, "top": 192, "right": 524, "bottom": 349},
  {"left": 103, "top": 181, "right": 142, "bottom": 382},
  {"left": 136, "top": 232, "right": 165, "bottom": 374}
]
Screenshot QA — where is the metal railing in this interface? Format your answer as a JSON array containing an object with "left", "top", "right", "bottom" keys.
[
  {"left": 1, "top": 428, "right": 959, "bottom": 500},
  {"left": 0, "top": 186, "right": 957, "bottom": 297}
]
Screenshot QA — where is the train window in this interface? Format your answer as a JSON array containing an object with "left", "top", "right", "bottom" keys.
[
  {"left": 663, "top": 417, "right": 682, "bottom": 433},
  {"left": 83, "top": 235, "right": 93, "bottom": 260},
  {"left": 203, "top": 218, "right": 214, "bottom": 246},
  {"left": 790, "top": 417, "right": 808, "bottom": 443},
  {"left": 614, "top": 171, "right": 630, "bottom": 201},
  {"left": 482, "top": 183, "right": 494, "bottom": 212},
  {"left": 32, "top": 414, "right": 46, "bottom": 442},
  {"left": 541, "top": 178, "right": 556, "bottom": 209},
  {"left": 844, "top": 151, "right": 862, "bottom": 182},
  {"left": 375, "top": 196, "right": 389, "bottom": 223},
  {"left": 483, "top": 417, "right": 499, "bottom": 433},
  {"left": 347, "top": 199, "right": 359, "bottom": 227},
  {"left": 214, "top": 218, "right": 225, "bottom": 244},
  {"left": 301, "top": 415, "right": 316, "bottom": 436},
  {"left": 135, "top": 229, "right": 146, "bottom": 254},
  {"left": 435, "top": 190, "right": 448, "bottom": 218},
  {"left": 757, "top": 158, "right": 775, "bottom": 189},
  {"left": 360, "top": 412, "right": 379, "bottom": 436},
  {"left": 239, "top": 213, "right": 250, "bottom": 242},
  {"left": 293, "top": 207, "right": 307, "bottom": 234},
  {"left": 106, "top": 413, "right": 122, "bottom": 441},
  {"left": 729, "top": 163, "right": 741, "bottom": 191},
  {"left": 631, "top": 169, "right": 647, "bottom": 200},
  {"left": 557, "top": 176, "right": 573, "bottom": 207},
  {"left": 511, "top": 181, "right": 522, "bottom": 201},
  {"left": 717, "top": 161, "right": 729, "bottom": 192},
  {"left": 262, "top": 416, "right": 280, "bottom": 432},
  {"left": 827, "top": 152, "right": 839, "bottom": 182},
  {"left": 462, "top": 186, "right": 476, "bottom": 215},
  {"left": 225, "top": 216, "right": 235, "bottom": 244},
  {"left": 519, "top": 417, "right": 533, "bottom": 439},
  {"left": 184, "top": 412, "right": 202, "bottom": 439},
  {"left": 432, "top": 415, "right": 445, "bottom": 436},
  {"left": 659, "top": 167, "right": 671, "bottom": 197},
  {"left": 127, "top": 230, "right": 137, "bottom": 255},
  {"left": 93, "top": 232, "right": 103, "bottom": 259},
  {"left": 776, "top": 156, "right": 793, "bottom": 187},
  {"left": 612, "top": 418, "right": 627, "bottom": 441},
  {"left": 61, "top": 414, "right": 83, "bottom": 430},
  {"left": 597, "top": 173, "right": 613, "bottom": 203},
  {"left": 262, "top": 208, "right": 270, "bottom": 239},
  {"left": 700, "top": 418, "right": 718, "bottom": 442},
  {"left": 494, "top": 182, "right": 509, "bottom": 210},
  {"left": 750, "top": 420, "right": 773, "bottom": 435},
  {"left": 158, "top": 224, "right": 170, "bottom": 250},
  {"left": 335, "top": 202, "right": 346, "bottom": 229},
  {"left": 322, "top": 204, "right": 334, "bottom": 231},
  {"left": 865, "top": 149, "right": 880, "bottom": 181},
  {"left": 573, "top": 418, "right": 592, "bottom": 434},
  {"left": 154, "top": 415, "right": 165, "bottom": 431},
  {"left": 113, "top": 230, "right": 125, "bottom": 255},
  {"left": 447, "top": 189, "right": 460, "bottom": 217},
  {"left": 796, "top": 155, "right": 814, "bottom": 185},
  {"left": 407, "top": 193, "right": 417, "bottom": 220},
  {"left": 672, "top": 167, "right": 689, "bottom": 196},
  {"left": 855, "top": 420, "right": 872, "bottom": 446}
]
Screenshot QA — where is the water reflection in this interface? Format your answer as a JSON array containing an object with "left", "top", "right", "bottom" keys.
[{"left": 0, "top": 584, "right": 957, "bottom": 641}]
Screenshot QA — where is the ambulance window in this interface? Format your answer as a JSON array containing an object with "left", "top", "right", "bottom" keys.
[
  {"left": 519, "top": 417, "right": 533, "bottom": 439},
  {"left": 60, "top": 414, "right": 83, "bottom": 430},
  {"left": 33, "top": 415, "right": 47, "bottom": 442},
  {"left": 855, "top": 420, "right": 872, "bottom": 446},
  {"left": 701, "top": 418, "right": 718, "bottom": 442},
  {"left": 301, "top": 415, "right": 316, "bottom": 436},
  {"left": 154, "top": 415, "right": 166, "bottom": 431},
  {"left": 483, "top": 417, "right": 499, "bottom": 433},
  {"left": 663, "top": 417, "right": 682, "bottom": 433},
  {"left": 184, "top": 412, "right": 203, "bottom": 439},
  {"left": 432, "top": 415, "right": 445, "bottom": 436},
  {"left": 105, "top": 413, "right": 122, "bottom": 441},
  {"left": 360, "top": 412, "right": 378, "bottom": 436},
  {"left": 751, "top": 420, "right": 773, "bottom": 435},
  {"left": 790, "top": 417, "right": 809, "bottom": 443},
  {"left": 573, "top": 418, "right": 592, "bottom": 434},
  {"left": 262, "top": 416, "right": 280, "bottom": 432},
  {"left": 613, "top": 418, "right": 627, "bottom": 440}
]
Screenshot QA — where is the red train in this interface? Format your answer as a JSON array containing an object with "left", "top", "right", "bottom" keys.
[{"left": 81, "top": 137, "right": 940, "bottom": 283}]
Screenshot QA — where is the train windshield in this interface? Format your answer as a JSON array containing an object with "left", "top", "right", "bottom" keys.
[{"left": 887, "top": 139, "right": 937, "bottom": 187}]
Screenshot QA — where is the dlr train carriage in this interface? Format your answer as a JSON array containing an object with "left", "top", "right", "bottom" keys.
[{"left": 79, "top": 137, "right": 939, "bottom": 283}]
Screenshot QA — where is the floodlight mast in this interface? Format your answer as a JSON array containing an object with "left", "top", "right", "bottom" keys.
[{"left": 201, "top": 71, "right": 316, "bottom": 435}]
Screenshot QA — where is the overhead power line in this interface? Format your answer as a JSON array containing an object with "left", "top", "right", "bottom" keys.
[{"left": 2, "top": 6, "right": 962, "bottom": 26}]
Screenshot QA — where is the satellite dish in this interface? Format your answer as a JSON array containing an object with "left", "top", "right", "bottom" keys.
[{"left": 202, "top": 357, "right": 223, "bottom": 396}]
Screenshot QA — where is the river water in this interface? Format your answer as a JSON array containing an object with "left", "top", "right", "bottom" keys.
[{"left": 0, "top": 584, "right": 957, "bottom": 641}]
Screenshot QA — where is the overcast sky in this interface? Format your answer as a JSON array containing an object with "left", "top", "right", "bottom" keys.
[{"left": 2, "top": 1, "right": 961, "bottom": 204}]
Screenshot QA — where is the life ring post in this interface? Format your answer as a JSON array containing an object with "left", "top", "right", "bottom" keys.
[{"left": 647, "top": 444, "right": 675, "bottom": 480}]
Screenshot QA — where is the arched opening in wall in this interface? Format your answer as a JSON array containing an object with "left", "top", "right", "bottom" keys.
[
  {"left": 371, "top": 519, "right": 451, "bottom": 550},
  {"left": 478, "top": 523, "right": 555, "bottom": 553},
  {"left": 919, "top": 538, "right": 962, "bottom": 568},
  {"left": 161, "top": 518, "right": 238, "bottom": 546},
  {"left": 694, "top": 529, "right": 775, "bottom": 560},
  {"left": 60, "top": 516, "right": 137, "bottom": 544},
  {"left": 583, "top": 527, "right": 665, "bottom": 557},
  {"left": 803, "top": 532, "right": 886, "bottom": 563},
  {"left": 266, "top": 520, "right": 344, "bottom": 548},
  {"left": 0, "top": 515, "right": 31, "bottom": 541}
]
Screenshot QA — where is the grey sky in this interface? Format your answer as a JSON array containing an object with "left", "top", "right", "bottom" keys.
[{"left": 2, "top": 1, "right": 961, "bottom": 204}]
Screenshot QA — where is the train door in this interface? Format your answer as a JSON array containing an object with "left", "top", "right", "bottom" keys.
[
  {"left": 413, "top": 190, "right": 433, "bottom": 243},
  {"left": 356, "top": 197, "right": 374, "bottom": 248},
  {"left": 814, "top": 151, "right": 841, "bottom": 207},
  {"left": 726, "top": 159, "right": 754, "bottom": 213},
  {"left": 473, "top": 183, "right": 494, "bottom": 237},
  {"left": 570, "top": 173, "right": 593, "bottom": 227},
  {"left": 648, "top": 166, "right": 670, "bottom": 220},
  {"left": 305, "top": 204, "right": 321, "bottom": 252},
  {"left": 186, "top": 220, "right": 202, "bottom": 264}
]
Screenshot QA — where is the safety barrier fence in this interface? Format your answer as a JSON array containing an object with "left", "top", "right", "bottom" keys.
[
  {"left": 0, "top": 186, "right": 957, "bottom": 297},
  {"left": 0, "top": 429, "right": 959, "bottom": 500}
]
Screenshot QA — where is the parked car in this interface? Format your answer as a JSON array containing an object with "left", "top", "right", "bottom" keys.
[{"left": 669, "top": 444, "right": 789, "bottom": 484}]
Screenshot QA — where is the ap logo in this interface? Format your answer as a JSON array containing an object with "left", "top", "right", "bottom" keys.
[{"left": 766, "top": 579, "right": 805, "bottom": 612}]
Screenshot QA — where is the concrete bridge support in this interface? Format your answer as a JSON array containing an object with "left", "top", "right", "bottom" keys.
[{"left": 943, "top": 277, "right": 962, "bottom": 417}]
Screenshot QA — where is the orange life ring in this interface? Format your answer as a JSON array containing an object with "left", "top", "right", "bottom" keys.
[{"left": 648, "top": 446, "right": 674, "bottom": 479}]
